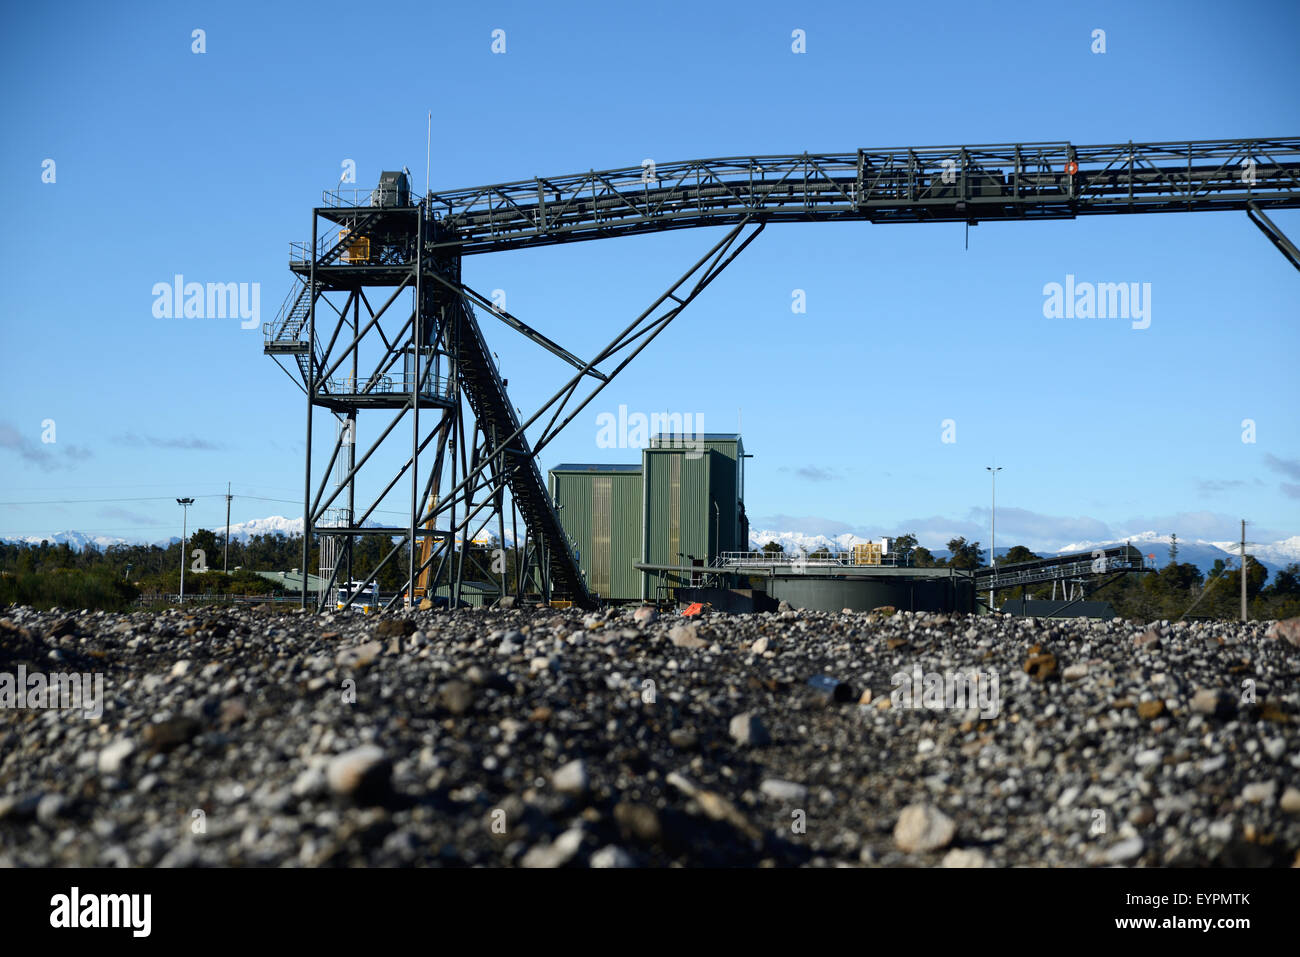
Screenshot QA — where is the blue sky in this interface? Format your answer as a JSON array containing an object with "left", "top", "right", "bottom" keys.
[{"left": 2, "top": 0, "right": 1298, "bottom": 552}]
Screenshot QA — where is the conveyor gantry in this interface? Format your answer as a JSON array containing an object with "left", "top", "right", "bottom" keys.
[{"left": 267, "top": 136, "right": 1297, "bottom": 612}]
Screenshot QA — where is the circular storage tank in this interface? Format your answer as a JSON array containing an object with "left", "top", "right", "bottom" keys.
[{"left": 766, "top": 574, "right": 974, "bottom": 614}]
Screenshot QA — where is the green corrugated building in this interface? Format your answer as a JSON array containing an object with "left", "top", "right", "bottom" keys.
[
  {"left": 641, "top": 446, "right": 713, "bottom": 598},
  {"left": 650, "top": 433, "right": 747, "bottom": 555},
  {"left": 548, "top": 463, "right": 644, "bottom": 602},
  {"left": 433, "top": 580, "right": 499, "bottom": 608},
  {"left": 253, "top": 570, "right": 329, "bottom": 593},
  {"left": 548, "top": 433, "right": 748, "bottom": 604}
]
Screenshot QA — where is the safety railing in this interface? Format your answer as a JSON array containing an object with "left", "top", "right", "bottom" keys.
[
  {"left": 713, "top": 550, "right": 904, "bottom": 568},
  {"left": 136, "top": 594, "right": 306, "bottom": 605},
  {"left": 318, "top": 507, "right": 352, "bottom": 529},
  {"left": 320, "top": 372, "right": 454, "bottom": 400},
  {"left": 322, "top": 186, "right": 420, "bottom": 208},
  {"left": 290, "top": 235, "right": 354, "bottom": 264},
  {"left": 289, "top": 230, "right": 412, "bottom": 266},
  {"left": 262, "top": 321, "right": 310, "bottom": 349},
  {"left": 261, "top": 281, "right": 311, "bottom": 344},
  {"left": 979, "top": 554, "right": 1144, "bottom": 590},
  {"left": 290, "top": 236, "right": 356, "bottom": 265}
]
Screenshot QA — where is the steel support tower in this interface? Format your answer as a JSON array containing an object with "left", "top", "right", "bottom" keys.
[{"left": 265, "top": 188, "right": 599, "bottom": 611}]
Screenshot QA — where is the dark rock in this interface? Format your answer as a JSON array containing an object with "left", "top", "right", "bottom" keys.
[
  {"left": 143, "top": 717, "right": 201, "bottom": 753},
  {"left": 374, "top": 619, "right": 417, "bottom": 638},
  {"left": 1023, "top": 652, "right": 1058, "bottom": 682},
  {"left": 807, "top": 674, "right": 855, "bottom": 704},
  {"left": 326, "top": 746, "right": 392, "bottom": 803},
  {"left": 439, "top": 680, "right": 475, "bottom": 715},
  {"left": 614, "top": 802, "right": 663, "bottom": 844},
  {"left": 47, "top": 618, "right": 77, "bottom": 639},
  {"left": 729, "top": 712, "right": 770, "bottom": 746}
]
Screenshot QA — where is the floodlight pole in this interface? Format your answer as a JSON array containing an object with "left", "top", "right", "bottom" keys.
[
  {"left": 176, "top": 497, "right": 194, "bottom": 602},
  {"left": 986, "top": 467, "right": 1001, "bottom": 609},
  {"left": 1241, "top": 519, "right": 1248, "bottom": 622},
  {"left": 224, "top": 482, "right": 231, "bottom": 574}
]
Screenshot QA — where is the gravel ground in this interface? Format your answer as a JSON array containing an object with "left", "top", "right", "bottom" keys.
[{"left": 2, "top": 603, "right": 1298, "bottom": 867}]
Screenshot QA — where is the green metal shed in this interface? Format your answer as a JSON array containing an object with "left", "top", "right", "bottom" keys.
[
  {"left": 252, "top": 570, "right": 329, "bottom": 593},
  {"left": 641, "top": 447, "right": 724, "bottom": 599},
  {"left": 433, "top": 580, "right": 499, "bottom": 607},
  {"left": 648, "top": 432, "right": 747, "bottom": 553},
  {"left": 548, "top": 463, "right": 644, "bottom": 602}
]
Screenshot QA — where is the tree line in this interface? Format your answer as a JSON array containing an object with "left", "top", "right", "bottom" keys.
[{"left": 0, "top": 531, "right": 530, "bottom": 612}]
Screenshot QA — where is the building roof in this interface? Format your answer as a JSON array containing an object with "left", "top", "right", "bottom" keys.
[
  {"left": 651, "top": 432, "right": 742, "bottom": 441},
  {"left": 252, "top": 570, "right": 330, "bottom": 592},
  {"left": 550, "top": 463, "right": 643, "bottom": 473},
  {"left": 434, "top": 580, "right": 500, "bottom": 593}
]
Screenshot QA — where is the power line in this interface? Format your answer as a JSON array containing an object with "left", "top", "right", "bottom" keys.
[
  {"left": 3, "top": 525, "right": 175, "bottom": 534},
  {"left": 0, "top": 494, "right": 227, "bottom": 506},
  {"left": 0, "top": 491, "right": 414, "bottom": 518},
  {"left": 0, "top": 483, "right": 230, "bottom": 492}
]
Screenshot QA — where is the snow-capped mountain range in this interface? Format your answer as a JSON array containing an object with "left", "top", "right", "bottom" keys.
[
  {"left": 1054, "top": 532, "right": 1300, "bottom": 578},
  {"left": 1, "top": 515, "right": 309, "bottom": 550},
  {"left": 1, "top": 515, "right": 514, "bottom": 550},
  {"left": 5, "top": 518, "right": 1298, "bottom": 578},
  {"left": 213, "top": 515, "right": 305, "bottom": 540},
  {"left": 2, "top": 530, "right": 134, "bottom": 551},
  {"left": 747, "top": 530, "right": 880, "bottom": 556},
  {"left": 747, "top": 529, "right": 1300, "bottom": 577}
]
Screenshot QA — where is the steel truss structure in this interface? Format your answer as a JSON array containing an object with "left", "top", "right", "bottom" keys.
[
  {"left": 266, "top": 137, "right": 1300, "bottom": 613},
  {"left": 971, "top": 544, "right": 1147, "bottom": 593}
]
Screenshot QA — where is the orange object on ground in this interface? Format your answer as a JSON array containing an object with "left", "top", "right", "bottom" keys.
[{"left": 682, "top": 602, "right": 705, "bottom": 617}]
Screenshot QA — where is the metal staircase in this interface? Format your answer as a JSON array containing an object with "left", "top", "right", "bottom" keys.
[
  {"left": 318, "top": 212, "right": 382, "bottom": 267},
  {"left": 262, "top": 280, "right": 328, "bottom": 395},
  {"left": 264, "top": 281, "right": 318, "bottom": 352},
  {"left": 449, "top": 297, "right": 594, "bottom": 606},
  {"left": 292, "top": 348, "right": 325, "bottom": 391}
]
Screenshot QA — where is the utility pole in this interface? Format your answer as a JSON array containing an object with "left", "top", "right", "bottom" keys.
[
  {"left": 1241, "top": 519, "right": 1248, "bottom": 622},
  {"left": 986, "top": 466, "right": 1002, "bottom": 610},
  {"left": 176, "top": 497, "right": 194, "bottom": 602},
  {"left": 224, "top": 482, "right": 232, "bottom": 574}
]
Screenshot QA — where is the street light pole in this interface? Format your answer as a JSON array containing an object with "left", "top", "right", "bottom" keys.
[
  {"left": 1241, "top": 518, "right": 1248, "bottom": 622},
  {"left": 986, "top": 467, "right": 1001, "bottom": 610},
  {"left": 224, "top": 482, "right": 231, "bottom": 574},
  {"left": 176, "top": 497, "right": 194, "bottom": 602}
]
